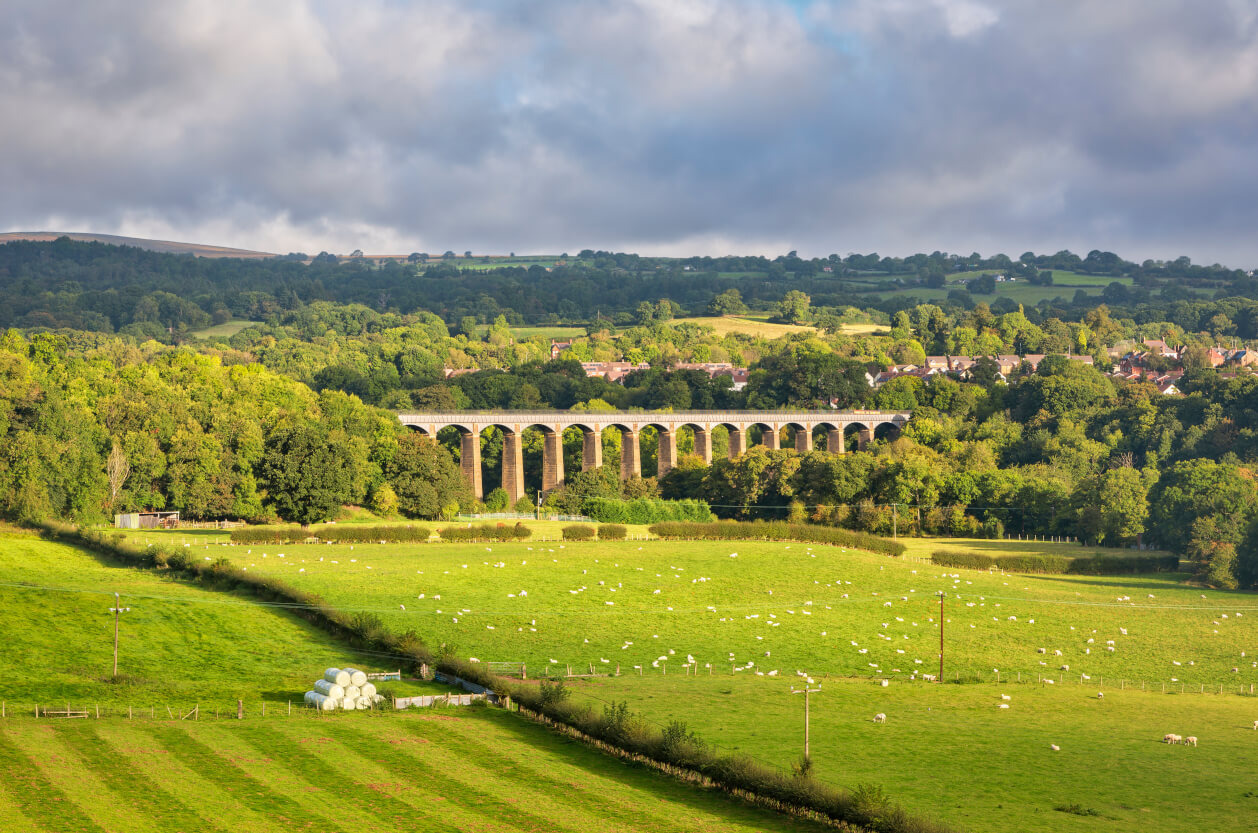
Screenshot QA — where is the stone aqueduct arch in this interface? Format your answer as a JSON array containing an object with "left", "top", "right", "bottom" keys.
[{"left": 398, "top": 410, "right": 911, "bottom": 504}]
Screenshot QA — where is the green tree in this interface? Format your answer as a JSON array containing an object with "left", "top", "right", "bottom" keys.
[
  {"left": 259, "top": 422, "right": 354, "bottom": 526},
  {"left": 776, "top": 290, "right": 811, "bottom": 324},
  {"left": 707, "top": 289, "right": 749, "bottom": 316},
  {"left": 384, "top": 432, "right": 471, "bottom": 518}
]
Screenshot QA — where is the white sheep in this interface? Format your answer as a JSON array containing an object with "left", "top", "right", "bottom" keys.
[
  {"left": 1049, "top": 744, "right": 1060, "bottom": 751},
  {"left": 998, "top": 703, "right": 1010, "bottom": 709},
  {"left": 1164, "top": 733, "right": 1182, "bottom": 744},
  {"left": 1253, "top": 720, "right": 1258, "bottom": 730},
  {"left": 1097, "top": 692, "right": 1104, "bottom": 699},
  {"left": 1000, "top": 694, "right": 1011, "bottom": 701},
  {"left": 1185, "top": 736, "right": 1198, "bottom": 747},
  {"left": 873, "top": 713, "right": 887, "bottom": 723}
]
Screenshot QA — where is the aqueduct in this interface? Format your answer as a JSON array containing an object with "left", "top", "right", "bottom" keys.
[{"left": 398, "top": 410, "right": 911, "bottom": 504}]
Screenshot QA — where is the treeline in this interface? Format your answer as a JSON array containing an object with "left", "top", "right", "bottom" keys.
[{"left": 4, "top": 239, "right": 1255, "bottom": 336}]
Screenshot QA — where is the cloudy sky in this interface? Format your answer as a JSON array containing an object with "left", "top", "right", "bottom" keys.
[{"left": 4, "top": 0, "right": 1258, "bottom": 264}]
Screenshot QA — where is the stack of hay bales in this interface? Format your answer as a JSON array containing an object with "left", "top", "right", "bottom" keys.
[{"left": 304, "top": 667, "right": 385, "bottom": 711}]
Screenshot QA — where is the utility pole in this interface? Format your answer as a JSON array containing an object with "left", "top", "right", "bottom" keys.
[
  {"left": 536, "top": 490, "right": 542, "bottom": 521},
  {"left": 109, "top": 593, "right": 131, "bottom": 677},
  {"left": 938, "top": 591, "right": 944, "bottom": 682},
  {"left": 892, "top": 503, "right": 898, "bottom": 540},
  {"left": 791, "top": 685, "right": 821, "bottom": 760}
]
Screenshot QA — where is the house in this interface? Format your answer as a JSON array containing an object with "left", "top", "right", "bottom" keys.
[
  {"left": 673, "top": 362, "right": 752, "bottom": 391},
  {"left": 550, "top": 339, "right": 573, "bottom": 359},
  {"left": 443, "top": 367, "right": 478, "bottom": 379},
  {"left": 1227, "top": 349, "right": 1258, "bottom": 368},
  {"left": 580, "top": 361, "right": 650, "bottom": 383}
]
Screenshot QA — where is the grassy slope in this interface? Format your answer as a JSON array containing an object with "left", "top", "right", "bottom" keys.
[
  {"left": 186, "top": 535, "right": 1258, "bottom": 687},
  {"left": 671, "top": 316, "right": 819, "bottom": 338},
  {"left": 0, "top": 533, "right": 446, "bottom": 708},
  {"left": 562, "top": 676, "right": 1258, "bottom": 833},
  {"left": 0, "top": 708, "right": 828, "bottom": 833},
  {"left": 190, "top": 320, "right": 262, "bottom": 339}
]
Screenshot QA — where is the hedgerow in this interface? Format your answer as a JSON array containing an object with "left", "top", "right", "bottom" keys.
[
  {"left": 931, "top": 550, "right": 1180, "bottom": 574},
  {"left": 599, "top": 524, "right": 627, "bottom": 540},
  {"left": 562, "top": 524, "right": 596, "bottom": 541},
  {"left": 649, "top": 520, "right": 905, "bottom": 557},
  {"left": 437, "top": 522, "right": 532, "bottom": 542},
  {"left": 229, "top": 524, "right": 431, "bottom": 544}
]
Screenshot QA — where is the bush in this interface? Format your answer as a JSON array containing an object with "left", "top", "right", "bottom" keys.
[
  {"left": 563, "top": 524, "right": 596, "bottom": 541},
  {"left": 438, "top": 522, "right": 532, "bottom": 542},
  {"left": 931, "top": 550, "right": 1180, "bottom": 575},
  {"left": 582, "top": 497, "right": 713, "bottom": 525},
  {"left": 229, "top": 524, "right": 430, "bottom": 544},
  {"left": 648, "top": 520, "right": 905, "bottom": 557},
  {"left": 599, "top": 524, "right": 627, "bottom": 540}
]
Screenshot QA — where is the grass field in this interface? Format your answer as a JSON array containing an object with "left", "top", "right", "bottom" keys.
[
  {"left": 672, "top": 316, "right": 818, "bottom": 338},
  {"left": 180, "top": 534, "right": 1258, "bottom": 687},
  {"left": 561, "top": 675, "right": 1258, "bottom": 833},
  {"left": 0, "top": 707, "right": 827, "bottom": 833},
  {"left": 190, "top": 320, "right": 262, "bottom": 339},
  {"left": 0, "top": 532, "right": 445, "bottom": 709}
]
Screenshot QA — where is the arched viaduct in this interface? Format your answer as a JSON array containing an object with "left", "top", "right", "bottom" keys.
[{"left": 399, "top": 410, "right": 911, "bottom": 504}]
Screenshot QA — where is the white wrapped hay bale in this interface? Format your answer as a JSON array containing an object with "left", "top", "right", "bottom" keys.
[
  {"left": 344, "top": 685, "right": 361, "bottom": 700},
  {"left": 361, "top": 682, "right": 377, "bottom": 699},
  {"left": 313, "top": 679, "right": 345, "bottom": 699},
  {"left": 372, "top": 694, "right": 384, "bottom": 705},
  {"left": 343, "top": 667, "right": 368, "bottom": 687},
  {"left": 323, "top": 667, "right": 351, "bottom": 687},
  {"left": 304, "top": 691, "right": 336, "bottom": 711},
  {"left": 340, "top": 696, "right": 358, "bottom": 710},
  {"left": 355, "top": 696, "right": 372, "bottom": 709}
]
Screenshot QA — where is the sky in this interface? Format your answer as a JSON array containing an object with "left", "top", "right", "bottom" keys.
[{"left": 3, "top": 0, "right": 1258, "bottom": 265}]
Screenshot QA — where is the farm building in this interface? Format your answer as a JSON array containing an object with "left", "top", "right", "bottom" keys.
[{"left": 114, "top": 511, "right": 180, "bottom": 529}]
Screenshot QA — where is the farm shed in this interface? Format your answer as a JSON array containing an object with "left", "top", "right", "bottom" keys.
[{"left": 114, "top": 511, "right": 180, "bottom": 529}]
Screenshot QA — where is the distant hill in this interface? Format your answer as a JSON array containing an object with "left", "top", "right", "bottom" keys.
[{"left": 0, "top": 231, "right": 276, "bottom": 259}]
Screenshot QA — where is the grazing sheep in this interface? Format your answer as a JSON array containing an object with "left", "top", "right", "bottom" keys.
[
  {"left": 1050, "top": 744, "right": 1060, "bottom": 751},
  {"left": 1097, "top": 692, "right": 1104, "bottom": 699},
  {"left": 1164, "top": 733, "right": 1182, "bottom": 744},
  {"left": 1253, "top": 720, "right": 1258, "bottom": 730},
  {"left": 1000, "top": 694, "right": 1011, "bottom": 701},
  {"left": 999, "top": 704, "right": 1010, "bottom": 709},
  {"left": 1185, "top": 736, "right": 1198, "bottom": 747},
  {"left": 873, "top": 713, "right": 887, "bottom": 723}
]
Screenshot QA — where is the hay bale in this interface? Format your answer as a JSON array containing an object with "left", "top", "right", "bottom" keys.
[
  {"left": 313, "top": 679, "right": 345, "bottom": 699},
  {"left": 323, "top": 667, "right": 351, "bottom": 687}
]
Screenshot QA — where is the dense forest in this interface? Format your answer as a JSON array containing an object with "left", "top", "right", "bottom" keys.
[{"left": 5, "top": 238, "right": 1258, "bottom": 589}]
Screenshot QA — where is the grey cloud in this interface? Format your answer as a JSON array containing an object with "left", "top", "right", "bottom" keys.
[{"left": 2, "top": 0, "right": 1257, "bottom": 264}]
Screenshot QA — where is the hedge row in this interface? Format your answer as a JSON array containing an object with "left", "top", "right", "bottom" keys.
[
  {"left": 437, "top": 522, "right": 532, "bottom": 542},
  {"left": 45, "top": 521, "right": 949, "bottom": 833},
  {"left": 562, "top": 524, "right": 596, "bottom": 541},
  {"left": 582, "top": 497, "right": 714, "bottom": 525},
  {"left": 229, "top": 524, "right": 432, "bottom": 544},
  {"left": 600, "top": 524, "right": 627, "bottom": 540},
  {"left": 931, "top": 550, "right": 1180, "bottom": 575},
  {"left": 649, "top": 520, "right": 906, "bottom": 557}
]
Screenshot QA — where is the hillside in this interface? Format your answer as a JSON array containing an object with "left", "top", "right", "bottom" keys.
[{"left": 0, "top": 231, "right": 275, "bottom": 258}]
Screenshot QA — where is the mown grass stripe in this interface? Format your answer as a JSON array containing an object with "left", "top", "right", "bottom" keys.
[
  {"left": 396, "top": 713, "right": 703, "bottom": 833},
  {"left": 297, "top": 718, "right": 583, "bottom": 833},
  {"left": 230, "top": 723, "right": 453, "bottom": 831},
  {"left": 68, "top": 724, "right": 224, "bottom": 833},
  {"left": 0, "top": 730, "right": 107, "bottom": 833},
  {"left": 142, "top": 725, "right": 331, "bottom": 832}
]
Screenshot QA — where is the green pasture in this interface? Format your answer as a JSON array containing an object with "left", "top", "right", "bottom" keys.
[
  {"left": 183, "top": 535, "right": 1258, "bottom": 687},
  {"left": 0, "top": 533, "right": 445, "bottom": 709},
  {"left": 0, "top": 707, "right": 824, "bottom": 833},
  {"left": 189, "top": 320, "right": 262, "bottom": 339},
  {"left": 562, "top": 675, "right": 1258, "bottom": 833}
]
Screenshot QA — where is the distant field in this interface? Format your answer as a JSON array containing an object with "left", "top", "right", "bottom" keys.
[
  {"left": 190, "top": 320, "right": 262, "bottom": 339},
  {"left": 0, "top": 708, "right": 823, "bottom": 833},
  {"left": 474, "top": 324, "right": 588, "bottom": 341},
  {"left": 672, "top": 316, "right": 817, "bottom": 338}
]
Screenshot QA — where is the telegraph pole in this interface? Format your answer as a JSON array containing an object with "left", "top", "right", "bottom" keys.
[
  {"left": 109, "top": 593, "right": 131, "bottom": 677},
  {"left": 938, "top": 591, "right": 944, "bottom": 682},
  {"left": 791, "top": 685, "right": 821, "bottom": 760}
]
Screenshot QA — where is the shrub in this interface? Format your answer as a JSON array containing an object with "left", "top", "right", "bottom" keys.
[
  {"left": 563, "top": 524, "right": 596, "bottom": 541},
  {"left": 648, "top": 520, "right": 905, "bottom": 557},
  {"left": 438, "top": 522, "right": 532, "bottom": 542},
  {"left": 931, "top": 550, "right": 1180, "bottom": 575},
  {"left": 230, "top": 524, "right": 430, "bottom": 544},
  {"left": 229, "top": 525, "right": 306, "bottom": 544},
  {"left": 599, "top": 524, "right": 627, "bottom": 540}
]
